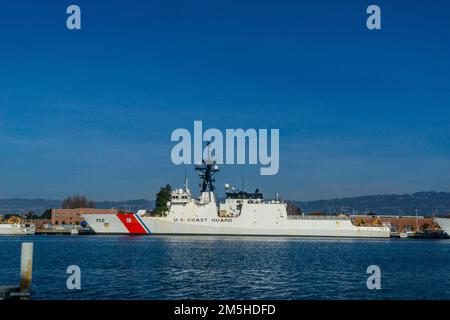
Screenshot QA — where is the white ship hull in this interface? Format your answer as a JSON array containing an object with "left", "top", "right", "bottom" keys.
[
  {"left": 0, "top": 224, "right": 35, "bottom": 235},
  {"left": 435, "top": 218, "right": 450, "bottom": 236},
  {"left": 142, "top": 217, "right": 389, "bottom": 238},
  {"left": 83, "top": 212, "right": 390, "bottom": 238}
]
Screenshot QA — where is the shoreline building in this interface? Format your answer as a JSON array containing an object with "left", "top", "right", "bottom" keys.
[
  {"left": 352, "top": 215, "right": 439, "bottom": 233},
  {"left": 51, "top": 208, "right": 118, "bottom": 226}
]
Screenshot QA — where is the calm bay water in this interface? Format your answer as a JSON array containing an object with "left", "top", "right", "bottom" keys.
[{"left": 0, "top": 235, "right": 449, "bottom": 300}]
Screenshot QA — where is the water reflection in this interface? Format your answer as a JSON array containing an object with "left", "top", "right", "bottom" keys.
[{"left": 0, "top": 236, "right": 448, "bottom": 299}]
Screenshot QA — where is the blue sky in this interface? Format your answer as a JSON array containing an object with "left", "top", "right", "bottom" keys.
[{"left": 0, "top": 0, "right": 449, "bottom": 201}]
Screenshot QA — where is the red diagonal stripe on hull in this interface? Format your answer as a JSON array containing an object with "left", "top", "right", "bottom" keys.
[{"left": 117, "top": 214, "right": 147, "bottom": 234}]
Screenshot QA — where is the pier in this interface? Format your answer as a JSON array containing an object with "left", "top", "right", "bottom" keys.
[
  {"left": 35, "top": 227, "right": 93, "bottom": 235},
  {"left": 0, "top": 242, "right": 33, "bottom": 300}
]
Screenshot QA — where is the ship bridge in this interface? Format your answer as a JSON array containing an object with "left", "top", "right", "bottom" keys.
[{"left": 226, "top": 190, "right": 263, "bottom": 200}]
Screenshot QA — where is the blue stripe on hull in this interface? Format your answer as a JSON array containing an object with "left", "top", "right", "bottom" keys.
[{"left": 134, "top": 214, "right": 151, "bottom": 234}]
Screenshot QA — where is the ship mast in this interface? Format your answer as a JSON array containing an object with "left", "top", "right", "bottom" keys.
[{"left": 195, "top": 142, "right": 219, "bottom": 193}]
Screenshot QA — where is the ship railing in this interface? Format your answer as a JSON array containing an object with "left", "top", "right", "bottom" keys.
[{"left": 287, "top": 215, "right": 350, "bottom": 220}]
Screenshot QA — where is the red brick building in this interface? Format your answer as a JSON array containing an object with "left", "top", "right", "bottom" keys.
[{"left": 51, "top": 208, "right": 118, "bottom": 226}]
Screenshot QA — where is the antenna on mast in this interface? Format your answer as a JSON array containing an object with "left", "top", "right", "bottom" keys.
[{"left": 205, "top": 141, "right": 213, "bottom": 164}]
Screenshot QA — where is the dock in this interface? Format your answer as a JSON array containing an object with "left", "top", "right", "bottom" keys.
[
  {"left": 35, "top": 227, "right": 94, "bottom": 235},
  {"left": 35, "top": 229, "right": 73, "bottom": 235}
]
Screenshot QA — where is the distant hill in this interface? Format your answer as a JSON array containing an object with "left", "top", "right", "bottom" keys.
[
  {"left": 294, "top": 192, "right": 450, "bottom": 216},
  {"left": 0, "top": 198, "right": 61, "bottom": 216},
  {"left": 0, "top": 199, "right": 154, "bottom": 216},
  {"left": 1, "top": 191, "right": 450, "bottom": 217}
]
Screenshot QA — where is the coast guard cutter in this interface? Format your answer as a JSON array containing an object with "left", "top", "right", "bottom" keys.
[{"left": 83, "top": 162, "right": 390, "bottom": 238}]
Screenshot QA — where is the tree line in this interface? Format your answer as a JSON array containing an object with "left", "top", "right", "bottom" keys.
[{"left": 61, "top": 195, "right": 96, "bottom": 209}]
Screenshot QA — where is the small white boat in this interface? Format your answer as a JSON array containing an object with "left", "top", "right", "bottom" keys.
[
  {"left": 0, "top": 224, "right": 35, "bottom": 235},
  {"left": 399, "top": 230, "right": 415, "bottom": 238}
]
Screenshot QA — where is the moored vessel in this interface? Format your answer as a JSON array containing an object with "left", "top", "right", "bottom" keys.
[
  {"left": 0, "top": 224, "right": 35, "bottom": 235},
  {"left": 83, "top": 162, "right": 391, "bottom": 238}
]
